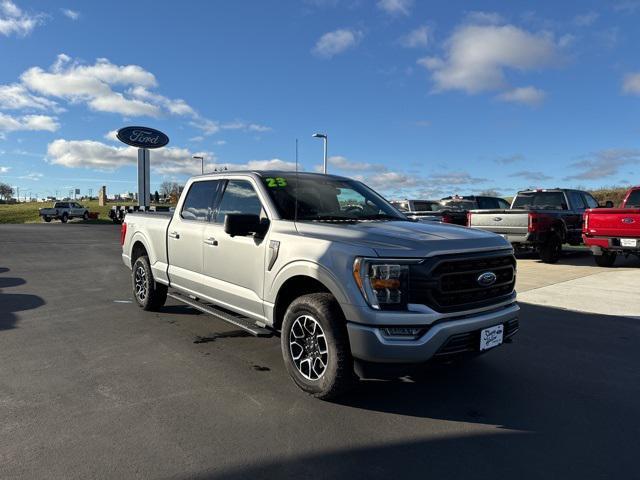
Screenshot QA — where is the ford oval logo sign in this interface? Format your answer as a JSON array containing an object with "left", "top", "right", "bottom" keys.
[
  {"left": 493, "top": 217, "right": 503, "bottom": 222},
  {"left": 622, "top": 217, "right": 635, "bottom": 224},
  {"left": 116, "top": 126, "right": 169, "bottom": 149},
  {"left": 477, "top": 271, "right": 497, "bottom": 287}
]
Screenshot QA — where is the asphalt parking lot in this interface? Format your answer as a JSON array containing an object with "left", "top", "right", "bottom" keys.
[{"left": 1, "top": 224, "right": 639, "bottom": 479}]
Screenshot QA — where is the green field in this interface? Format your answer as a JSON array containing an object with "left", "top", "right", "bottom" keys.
[{"left": 0, "top": 200, "right": 138, "bottom": 224}]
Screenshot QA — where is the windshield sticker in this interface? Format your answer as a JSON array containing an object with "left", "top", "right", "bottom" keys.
[{"left": 265, "top": 177, "right": 287, "bottom": 187}]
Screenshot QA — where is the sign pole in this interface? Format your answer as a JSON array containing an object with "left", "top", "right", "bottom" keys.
[{"left": 137, "top": 148, "right": 150, "bottom": 208}]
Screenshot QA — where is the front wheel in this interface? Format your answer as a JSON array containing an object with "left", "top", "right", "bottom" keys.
[
  {"left": 539, "top": 234, "right": 562, "bottom": 263},
  {"left": 281, "top": 293, "right": 356, "bottom": 400},
  {"left": 595, "top": 251, "right": 616, "bottom": 267},
  {"left": 60, "top": 213, "right": 68, "bottom": 223},
  {"left": 132, "top": 255, "right": 167, "bottom": 311},
  {"left": 43, "top": 216, "right": 51, "bottom": 223},
  {"left": 83, "top": 211, "right": 89, "bottom": 221}
]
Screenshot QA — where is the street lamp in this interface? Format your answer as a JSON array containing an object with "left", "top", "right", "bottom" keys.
[
  {"left": 193, "top": 155, "right": 204, "bottom": 174},
  {"left": 312, "top": 133, "right": 328, "bottom": 174}
]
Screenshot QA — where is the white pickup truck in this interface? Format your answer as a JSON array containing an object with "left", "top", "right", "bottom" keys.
[
  {"left": 39, "top": 201, "right": 89, "bottom": 223},
  {"left": 121, "top": 171, "right": 519, "bottom": 398}
]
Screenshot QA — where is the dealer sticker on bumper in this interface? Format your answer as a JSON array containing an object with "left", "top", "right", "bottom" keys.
[
  {"left": 621, "top": 238, "right": 637, "bottom": 247},
  {"left": 480, "top": 325, "right": 504, "bottom": 351}
]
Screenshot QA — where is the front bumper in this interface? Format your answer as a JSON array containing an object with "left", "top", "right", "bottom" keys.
[{"left": 346, "top": 302, "right": 519, "bottom": 363}]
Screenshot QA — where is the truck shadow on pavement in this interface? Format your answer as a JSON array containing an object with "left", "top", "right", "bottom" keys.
[
  {"left": 0, "top": 267, "right": 45, "bottom": 330},
  {"left": 196, "top": 302, "right": 638, "bottom": 480}
]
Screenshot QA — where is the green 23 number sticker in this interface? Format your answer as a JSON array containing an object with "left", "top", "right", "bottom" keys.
[{"left": 265, "top": 177, "right": 287, "bottom": 187}]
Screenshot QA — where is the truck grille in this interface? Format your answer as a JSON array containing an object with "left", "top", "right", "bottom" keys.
[
  {"left": 435, "top": 318, "right": 519, "bottom": 357},
  {"left": 408, "top": 251, "right": 516, "bottom": 313}
]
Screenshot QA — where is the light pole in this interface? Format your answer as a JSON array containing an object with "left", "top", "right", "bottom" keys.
[
  {"left": 193, "top": 155, "right": 204, "bottom": 174},
  {"left": 312, "top": 133, "right": 328, "bottom": 174}
]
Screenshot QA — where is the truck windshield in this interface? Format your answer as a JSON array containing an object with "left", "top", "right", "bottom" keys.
[
  {"left": 512, "top": 192, "right": 567, "bottom": 210},
  {"left": 626, "top": 190, "right": 640, "bottom": 208},
  {"left": 261, "top": 175, "right": 407, "bottom": 222}
]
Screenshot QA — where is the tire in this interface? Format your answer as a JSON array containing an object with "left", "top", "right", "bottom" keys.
[
  {"left": 43, "top": 216, "right": 51, "bottom": 223},
  {"left": 539, "top": 234, "right": 562, "bottom": 263},
  {"left": 281, "top": 293, "right": 356, "bottom": 400},
  {"left": 594, "top": 251, "right": 616, "bottom": 267},
  {"left": 83, "top": 211, "right": 89, "bottom": 221},
  {"left": 61, "top": 213, "right": 68, "bottom": 223},
  {"left": 132, "top": 255, "right": 167, "bottom": 311}
]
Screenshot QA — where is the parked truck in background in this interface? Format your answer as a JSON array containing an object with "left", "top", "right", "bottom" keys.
[
  {"left": 392, "top": 195, "right": 510, "bottom": 225},
  {"left": 39, "top": 201, "right": 89, "bottom": 223},
  {"left": 467, "top": 189, "right": 600, "bottom": 263},
  {"left": 583, "top": 186, "right": 640, "bottom": 267},
  {"left": 390, "top": 199, "right": 444, "bottom": 222},
  {"left": 121, "top": 171, "right": 519, "bottom": 399}
]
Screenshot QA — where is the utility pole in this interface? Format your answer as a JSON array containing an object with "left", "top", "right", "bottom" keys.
[{"left": 312, "top": 133, "right": 328, "bottom": 174}]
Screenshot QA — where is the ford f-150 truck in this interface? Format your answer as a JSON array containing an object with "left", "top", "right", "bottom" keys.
[
  {"left": 390, "top": 199, "right": 444, "bottom": 222},
  {"left": 467, "top": 189, "right": 600, "bottom": 263},
  {"left": 39, "top": 201, "right": 89, "bottom": 223},
  {"left": 583, "top": 186, "right": 640, "bottom": 267},
  {"left": 121, "top": 171, "right": 519, "bottom": 399}
]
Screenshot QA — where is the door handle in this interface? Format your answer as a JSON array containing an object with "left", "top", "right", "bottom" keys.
[
  {"left": 204, "top": 237, "right": 218, "bottom": 246},
  {"left": 168, "top": 231, "right": 180, "bottom": 239}
]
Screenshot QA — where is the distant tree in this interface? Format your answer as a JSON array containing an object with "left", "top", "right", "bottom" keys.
[
  {"left": 153, "top": 190, "right": 160, "bottom": 203},
  {"left": 0, "top": 183, "right": 14, "bottom": 200}
]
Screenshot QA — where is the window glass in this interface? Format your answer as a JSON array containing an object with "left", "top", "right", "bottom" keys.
[
  {"left": 512, "top": 192, "right": 568, "bottom": 210},
  {"left": 391, "top": 201, "right": 409, "bottom": 212},
  {"left": 440, "top": 199, "right": 476, "bottom": 210},
  {"left": 412, "top": 201, "right": 441, "bottom": 211},
  {"left": 181, "top": 180, "right": 218, "bottom": 221},
  {"left": 215, "top": 180, "right": 263, "bottom": 224},
  {"left": 477, "top": 197, "right": 500, "bottom": 209},
  {"left": 582, "top": 194, "right": 599, "bottom": 209},
  {"left": 568, "top": 191, "right": 586, "bottom": 210},
  {"left": 498, "top": 199, "right": 511, "bottom": 209},
  {"left": 625, "top": 190, "right": 640, "bottom": 208}
]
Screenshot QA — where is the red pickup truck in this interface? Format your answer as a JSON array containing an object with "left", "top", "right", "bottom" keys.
[{"left": 583, "top": 187, "right": 640, "bottom": 266}]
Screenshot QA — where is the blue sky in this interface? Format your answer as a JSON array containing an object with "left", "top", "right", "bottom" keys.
[{"left": 1, "top": 0, "right": 640, "bottom": 200}]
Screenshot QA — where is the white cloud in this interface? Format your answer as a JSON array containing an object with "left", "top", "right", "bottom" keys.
[
  {"left": 429, "top": 171, "right": 488, "bottom": 185},
  {"left": 312, "top": 29, "right": 362, "bottom": 58},
  {"left": 399, "top": 26, "right": 430, "bottom": 48},
  {"left": 220, "top": 121, "right": 272, "bottom": 133},
  {"left": 327, "top": 155, "right": 385, "bottom": 172},
  {"left": 0, "top": 112, "right": 59, "bottom": 132},
  {"left": 46, "top": 138, "right": 295, "bottom": 176},
  {"left": 377, "top": 0, "right": 413, "bottom": 16},
  {"left": 565, "top": 149, "right": 640, "bottom": 180},
  {"left": 104, "top": 129, "right": 118, "bottom": 142},
  {"left": 573, "top": 11, "right": 599, "bottom": 27},
  {"left": 0, "top": 166, "right": 10, "bottom": 173},
  {"left": 622, "top": 72, "right": 640, "bottom": 95},
  {"left": 497, "top": 86, "right": 546, "bottom": 106},
  {"left": 0, "top": 0, "right": 44, "bottom": 37},
  {"left": 61, "top": 8, "right": 79, "bottom": 20},
  {"left": 508, "top": 170, "right": 551, "bottom": 181},
  {"left": 418, "top": 22, "right": 561, "bottom": 95},
  {"left": 464, "top": 11, "right": 504, "bottom": 25},
  {"left": 19, "top": 171, "right": 43, "bottom": 181},
  {"left": 0, "top": 83, "right": 58, "bottom": 111}
]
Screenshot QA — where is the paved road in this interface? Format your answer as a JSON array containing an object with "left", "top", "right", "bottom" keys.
[{"left": 0, "top": 224, "right": 638, "bottom": 479}]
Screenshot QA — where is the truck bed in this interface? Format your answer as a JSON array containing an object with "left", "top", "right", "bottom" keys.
[
  {"left": 584, "top": 208, "right": 640, "bottom": 238},
  {"left": 467, "top": 209, "right": 530, "bottom": 237}
]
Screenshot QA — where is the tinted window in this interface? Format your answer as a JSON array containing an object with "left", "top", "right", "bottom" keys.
[
  {"left": 477, "top": 197, "right": 500, "bottom": 209},
  {"left": 55, "top": 202, "right": 68, "bottom": 208},
  {"left": 498, "top": 199, "right": 510, "bottom": 209},
  {"left": 215, "top": 180, "right": 263, "bottom": 224},
  {"left": 626, "top": 190, "right": 640, "bottom": 208},
  {"left": 568, "top": 191, "right": 586, "bottom": 210},
  {"left": 582, "top": 193, "right": 599, "bottom": 209},
  {"left": 181, "top": 181, "right": 218, "bottom": 221},
  {"left": 440, "top": 200, "right": 476, "bottom": 210},
  {"left": 412, "top": 201, "right": 440, "bottom": 211},
  {"left": 512, "top": 192, "right": 568, "bottom": 210},
  {"left": 391, "top": 201, "right": 409, "bottom": 212}
]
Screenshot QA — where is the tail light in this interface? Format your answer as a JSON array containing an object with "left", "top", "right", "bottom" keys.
[
  {"left": 528, "top": 212, "right": 538, "bottom": 233},
  {"left": 583, "top": 212, "right": 589, "bottom": 234},
  {"left": 442, "top": 214, "right": 454, "bottom": 224},
  {"left": 466, "top": 212, "right": 472, "bottom": 226},
  {"left": 120, "top": 222, "right": 127, "bottom": 246}
]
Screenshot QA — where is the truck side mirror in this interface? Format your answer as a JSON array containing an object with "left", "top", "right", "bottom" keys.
[{"left": 224, "top": 213, "right": 267, "bottom": 237}]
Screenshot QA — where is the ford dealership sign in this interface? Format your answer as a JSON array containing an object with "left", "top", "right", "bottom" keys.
[{"left": 116, "top": 126, "right": 169, "bottom": 149}]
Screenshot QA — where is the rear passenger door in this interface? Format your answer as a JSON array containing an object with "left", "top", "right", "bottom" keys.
[
  {"left": 167, "top": 180, "right": 220, "bottom": 294},
  {"left": 566, "top": 191, "right": 586, "bottom": 243},
  {"left": 201, "top": 178, "right": 269, "bottom": 320}
]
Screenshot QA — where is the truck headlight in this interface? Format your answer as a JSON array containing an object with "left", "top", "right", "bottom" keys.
[{"left": 353, "top": 258, "right": 415, "bottom": 310}]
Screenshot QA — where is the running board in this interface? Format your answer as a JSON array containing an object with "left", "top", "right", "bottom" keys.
[{"left": 167, "top": 291, "right": 273, "bottom": 337}]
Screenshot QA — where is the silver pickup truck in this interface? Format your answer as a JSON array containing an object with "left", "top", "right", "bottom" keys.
[{"left": 121, "top": 171, "right": 519, "bottom": 399}]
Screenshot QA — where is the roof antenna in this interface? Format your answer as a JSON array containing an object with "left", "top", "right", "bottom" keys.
[{"left": 294, "top": 138, "right": 299, "bottom": 227}]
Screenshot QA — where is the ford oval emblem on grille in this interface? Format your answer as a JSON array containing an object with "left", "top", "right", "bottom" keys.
[
  {"left": 622, "top": 217, "right": 635, "bottom": 224},
  {"left": 493, "top": 217, "right": 503, "bottom": 222},
  {"left": 477, "top": 272, "right": 497, "bottom": 287}
]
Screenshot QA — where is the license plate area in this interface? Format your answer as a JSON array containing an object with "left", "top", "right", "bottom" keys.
[
  {"left": 620, "top": 238, "right": 637, "bottom": 247},
  {"left": 480, "top": 324, "right": 504, "bottom": 351}
]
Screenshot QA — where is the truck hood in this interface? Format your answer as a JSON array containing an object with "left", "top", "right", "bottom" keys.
[{"left": 295, "top": 220, "right": 510, "bottom": 257}]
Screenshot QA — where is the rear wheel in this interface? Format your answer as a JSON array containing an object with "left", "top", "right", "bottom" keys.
[
  {"left": 60, "top": 213, "right": 68, "bottom": 223},
  {"left": 594, "top": 251, "right": 617, "bottom": 267},
  {"left": 132, "top": 255, "right": 167, "bottom": 311},
  {"left": 539, "top": 234, "right": 562, "bottom": 263},
  {"left": 83, "top": 211, "right": 89, "bottom": 221},
  {"left": 281, "top": 293, "right": 356, "bottom": 400}
]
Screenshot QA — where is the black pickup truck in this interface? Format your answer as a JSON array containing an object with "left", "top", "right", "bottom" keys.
[
  {"left": 392, "top": 196, "right": 510, "bottom": 225},
  {"left": 467, "top": 189, "right": 600, "bottom": 263}
]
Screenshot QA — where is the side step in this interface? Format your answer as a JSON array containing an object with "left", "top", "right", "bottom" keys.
[{"left": 167, "top": 291, "right": 273, "bottom": 337}]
